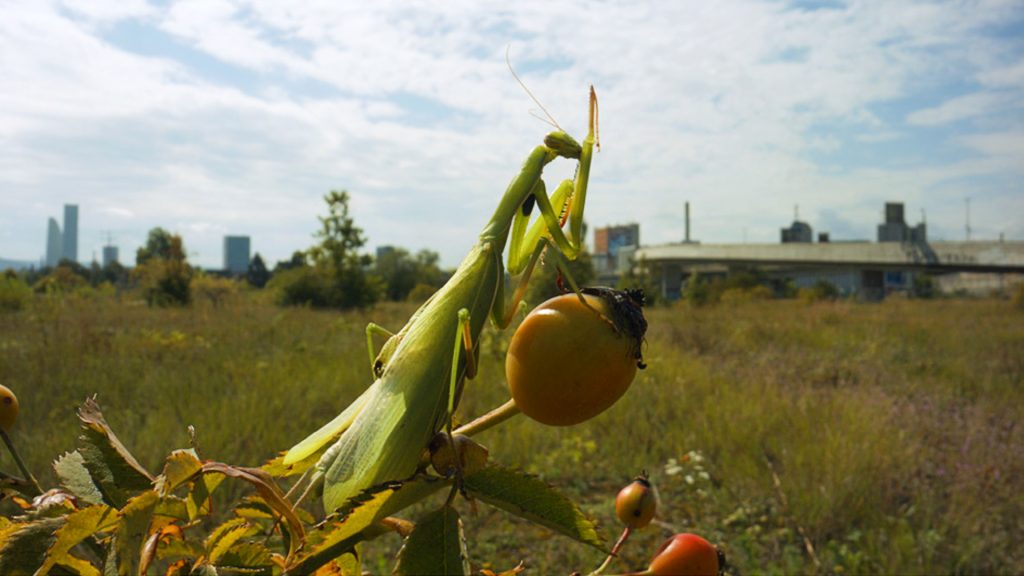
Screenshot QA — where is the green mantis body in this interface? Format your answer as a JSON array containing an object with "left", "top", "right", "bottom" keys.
[{"left": 284, "top": 88, "right": 598, "bottom": 514}]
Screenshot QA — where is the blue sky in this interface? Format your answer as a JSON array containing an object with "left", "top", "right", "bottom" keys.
[{"left": 1, "top": 0, "right": 1022, "bottom": 269}]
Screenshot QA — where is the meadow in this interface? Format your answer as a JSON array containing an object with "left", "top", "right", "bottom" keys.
[{"left": 1, "top": 292, "right": 1022, "bottom": 574}]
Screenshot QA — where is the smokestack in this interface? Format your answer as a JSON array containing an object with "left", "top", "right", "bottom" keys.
[{"left": 685, "top": 201, "right": 691, "bottom": 243}]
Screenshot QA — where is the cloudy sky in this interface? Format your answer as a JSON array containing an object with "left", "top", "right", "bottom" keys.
[{"left": 2, "top": 0, "right": 1023, "bottom": 269}]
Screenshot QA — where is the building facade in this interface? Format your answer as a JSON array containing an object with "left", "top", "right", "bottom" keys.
[
  {"left": 223, "top": 236, "right": 251, "bottom": 274},
  {"left": 594, "top": 223, "right": 640, "bottom": 275}
]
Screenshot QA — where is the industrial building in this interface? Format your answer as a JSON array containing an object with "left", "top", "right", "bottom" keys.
[
  {"left": 627, "top": 202, "right": 1024, "bottom": 301},
  {"left": 593, "top": 223, "right": 640, "bottom": 276},
  {"left": 223, "top": 235, "right": 251, "bottom": 274}
]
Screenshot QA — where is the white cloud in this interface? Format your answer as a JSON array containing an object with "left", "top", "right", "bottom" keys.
[
  {"left": 1, "top": 0, "right": 1022, "bottom": 267},
  {"left": 906, "top": 91, "right": 1019, "bottom": 126}
]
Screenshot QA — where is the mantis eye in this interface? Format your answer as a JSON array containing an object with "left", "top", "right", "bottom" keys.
[{"left": 520, "top": 194, "right": 536, "bottom": 217}]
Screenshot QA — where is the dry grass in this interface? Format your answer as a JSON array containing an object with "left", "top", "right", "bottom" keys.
[{"left": 1, "top": 293, "right": 1021, "bottom": 574}]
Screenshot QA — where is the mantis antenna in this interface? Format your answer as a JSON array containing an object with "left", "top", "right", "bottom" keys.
[{"left": 505, "top": 45, "right": 563, "bottom": 132}]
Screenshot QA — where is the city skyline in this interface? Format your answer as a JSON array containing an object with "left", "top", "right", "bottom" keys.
[{"left": 1, "top": 1, "right": 1022, "bottom": 269}]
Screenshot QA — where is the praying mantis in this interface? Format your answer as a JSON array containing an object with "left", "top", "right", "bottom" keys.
[{"left": 282, "top": 87, "right": 599, "bottom": 514}]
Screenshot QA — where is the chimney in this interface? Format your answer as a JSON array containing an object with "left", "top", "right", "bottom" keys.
[{"left": 685, "top": 201, "right": 691, "bottom": 243}]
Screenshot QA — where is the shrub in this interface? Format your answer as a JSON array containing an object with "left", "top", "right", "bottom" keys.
[
  {"left": 0, "top": 274, "right": 31, "bottom": 312},
  {"left": 798, "top": 280, "right": 839, "bottom": 303},
  {"left": 407, "top": 282, "right": 438, "bottom": 303},
  {"left": 192, "top": 274, "right": 240, "bottom": 308},
  {"left": 1012, "top": 282, "right": 1024, "bottom": 310}
]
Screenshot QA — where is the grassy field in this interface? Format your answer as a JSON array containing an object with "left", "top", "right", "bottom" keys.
[{"left": 1, "top": 292, "right": 1022, "bottom": 574}]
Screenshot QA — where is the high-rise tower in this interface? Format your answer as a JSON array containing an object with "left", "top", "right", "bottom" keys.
[
  {"left": 62, "top": 204, "right": 79, "bottom": 263},
  {"left": 46, "top": 218, "right": 62, "bottom": 267}
]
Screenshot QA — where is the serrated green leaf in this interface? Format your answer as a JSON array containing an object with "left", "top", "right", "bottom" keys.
[
  {"left": 36, "top": 504, "right": 116, "bottom": 575},
  {"left": 463, "top": 466, "right": 605, "bottom": 550},
  {"left": 155, "top": 495, "right": 189, "bottom": 522},
  {"left": 214, "top": 541, "right": 274, "bottom": 575},
  {"left": 186, "top": 472, "right": 225, "bottom": 520},
  {"left": 53, "top": 451, "right": 104, "bottom": 506},
  {"left": 335, "top": 545, "right": 361, "bottom": 576},
  {"left": 156, "top": 538, "right": 205, "bottom": 564},
  {"left": 285, "top": 477, "right": 447, "bottom": 575},
  {"left": 55, "top": 552, "right": 102, "bottom": 576},
  {"left": 113, "top": 490, "right": 159, "bottom": 576},
  {"left": 233, "top": 495, "right": 315, "bottom": 525},
  {"left": 76, "top": 399, "right": 154, "bottom": 507},
  {"left": 206, "top": 518, "right": 258, "bottom": 563},
  {"left": 0, "top": 517, "right": 63, "bottom": 575},
  {"left": 158, "top": 450, "right": 203, "bottom": 496},
  {"left": 394, "top": 506, "right": 469, "bottom": 576}
]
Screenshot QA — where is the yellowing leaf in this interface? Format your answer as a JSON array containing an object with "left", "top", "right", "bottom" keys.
[
  {"left": 158, "top": 450, "right": 203, "bottom": 496},
  {"left": 286, "top": 477, "right": 445, "bottom": 575},
  {"left": 36, "top": 505, "right": 117, "bottom": 576}
]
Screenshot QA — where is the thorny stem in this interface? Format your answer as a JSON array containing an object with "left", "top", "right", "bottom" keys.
[
  {"left": 453, "top": 398, "right": 521, "bottom": 437},
  {"left": 589, "top": 527, "right": 632, "bottom": 576},
  {"left": 1, "top": 429, "right": 43, "bottom": 496}
]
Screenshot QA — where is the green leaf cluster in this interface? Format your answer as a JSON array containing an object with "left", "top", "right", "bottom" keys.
[{"left": 0, "top": 399, "right": 608, "bottom": 575}]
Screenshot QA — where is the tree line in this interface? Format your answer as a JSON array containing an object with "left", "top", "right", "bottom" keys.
[{"left": 2, "top": 190, "right": 597, "bottom": 311}]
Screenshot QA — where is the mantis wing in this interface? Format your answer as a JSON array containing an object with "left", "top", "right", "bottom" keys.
[{"left": 282, "top": 387, "right": 372, "bottom": 466}]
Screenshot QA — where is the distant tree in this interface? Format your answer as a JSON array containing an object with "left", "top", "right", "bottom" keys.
[
  {"left": 798, "top": 279, "right": 839, "bottom": 303},
  {"left": 274, "top": 251, "right": 307, "bottom": 273},
  {"left": 134, "top": 232, "right": 192, "bottom": 306},
  {"left": 0, "top": 274, "right": 32, "bottom": 312},
  {"left": 100, "top": 260, "right": 129, "bottom": 287},
  {"left": 682, "top": 270, "right": 710, "bottom": 307},
  {"left": 406, "top": 282, "right": 438, "bottom": 303},
  {"left": 136, "top": 227, "right": 174, "bottom": 265},
  {"left": 247, "top": 253, "right": 271, "bottom": 288},
  {"left": 192, "top": 272, "right": 239, "bottom": 308},
  {"left": 56, "top": 258, "right": 90, "bottom": 282},
  {"left": 911, "top": 273, "right": 936, "bottom": 299},
  {"left": 273, "top": 190, "right": 380, "bottom": 310},
  {"left": 376, "top": 248, "right": 444, "bottom": 301}
]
